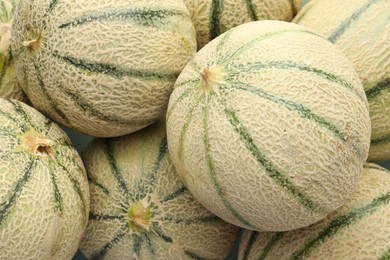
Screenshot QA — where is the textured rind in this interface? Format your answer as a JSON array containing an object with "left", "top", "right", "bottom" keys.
[
  {"left": 0, "top": 0, "right": 27, "bottom": 102},
  {"left": 238, "top": 163, "right": 390, "bottom": 260},
  {"left": 184, "top": 0, "right": 302, "bottom": 49},
  {"left": 79, "top": 120, "right": 240, "bottom": 259},
  {"left": 10, "top": 0, "right": 196, "bottom": 137},
  {"left": 166, "top": 21, "right": 371, "bottom": 231},
  {"left": 0, "top": 98, "right": 89, "bottom": 259},
  {"left": 293, "top": 0, "right": 390, "bottom": 161}
]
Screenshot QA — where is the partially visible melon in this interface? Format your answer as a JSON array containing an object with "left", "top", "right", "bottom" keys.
[
  {"left": 184, "top": 0, "right": 302, "bottom": 49},
  {"left": 10, "top": 0, "right": 196, "bottom": 137},
  {"left": 0, "top": 0, "right": 26, "bottom": 101},
  {"left": 79, "top": 120, "right": 240, "bottom": 259},
  {"left": 0, "top": 98, "right": 89, "bottom": 259},
  {"left": 166, "top": 20, "right": 371, "bottom": 232},
  {"left": 239, "top": 163, "right": 390, "bottom": 260},
  {"left": 293, "top": 0, "right": 390, "bottom": 161}
]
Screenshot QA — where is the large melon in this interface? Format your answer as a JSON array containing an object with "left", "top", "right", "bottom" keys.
[
  {"left": 10, "top": 0, "right": 196, "bottom": 137},
  {"left": 238, "top": 163, "right": 390, "bottom": 260},
  {"left": 0, "top": 98, "right": 89, "bottom": 259},
  {"left": 0, "top": 0, "right": 26, "bottom": 101},
  {"left": 293, "top": 0, "right": 390, "bottom": 162},
  {"left": 79, "top": 120, "right": 240, "bottom": 259},
  {"left": 166, "top": 20, "right": 371, "bottom": 232},
  {"left": 184, "top": 0, "right": 302, "bottom": 49}
]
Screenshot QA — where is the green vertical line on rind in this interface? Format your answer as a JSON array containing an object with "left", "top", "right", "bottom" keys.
[
  {"left": 378, "top": 248, "right": 390, "bottom": 260},
  {"left": 91, "top": 229, "right": 128, "bottom": 260},
  {"left": 215, "top": 27, "right": 233, "bottom": 59},
  {"left": 0, "top": 158, "right": 37, "bottom": 226},
  {"left": 166, "top": 86, "right": 197, "bottom": 122},
  {"left": 152, "top": 223, "right": 173, "bottom": 243},
  {"left": 46, "top": 0, "right": 60, "bottom": 14},
  {"left": 161, "top": 215, "right": 219, "bottom": 225},
  {"left": 371, "top": 135, "right": 390, "bottom": 145},
  {"left": 291, "top": 192, "right": 390, "bottom": 259},
  {"left": 202, "top": 96, "right": 258, "bottom": 229},
  {"left": 87, "top": 176, "right": 110, "bottom": 195},
  {"left": 161, "top": 186, "right": 188, "bottom": 202},
  {"left": 365, "top": 78, "right": 390, "bottom": 100},
  {"left": 0, "top": 151, "right": 23, "bottom": 161},
  {"left": 244, "top": 0, "right": 258, "bottom": 21},
  {"left": 221, "top": 29, "right": 318, "bottom": 65},
  {"left": 143, "top": 232, "right": 155, "bottom": 256},
  {"left": 224, "top": 108, "right": 321, "bottom": 213},
  {"left": 328, "top": 0, "right": 382, "bottom": 43},
  {"left": 89, "top": 213, "right": 123, "bottom": 221},
  {"left": 103, "top": 139, "right": 130, "bottom": 200},
  {"left": 210, "top": 0, "right": 222, "bottom": 40},
  {"left": 49, "top": 160, "right": 63, "bottom": 214},
  {"left": 6, "top": 99, "right": 35, "bottom": 132},
  {"left": 184, "top": 250, "right": 208, "bottom": 260},
  {"left": 58, "top": 8, "right": 187, "bottom": 29},
  {"left": 130, "top": 136, "right": 168, "bottom": 202},
  {"left": 133, "top": 233, "right": 142, "bottom": 259},
  {"left": 43, "top": 117, "right": 53, "bottom": 135},
  {"left": 0, "top": 109, "right": 20, "bottom": 127},
  {"left": 178, "top": 94, "right": 203, "bottom": 160},
  {"left": 228, "top": 60, "right": 365, "bottom": 102},
  {"left": 32, "top": 60, "right": 70, "bottom": 125},
  {"left": 228, "top": 82, "right": 347, "bottom": 142},
  {"left": 258, "top": 232, "right": 284, "bottom": 260},
  {"left": 242, "top": 231, "right": 260, "bottom": 260}
]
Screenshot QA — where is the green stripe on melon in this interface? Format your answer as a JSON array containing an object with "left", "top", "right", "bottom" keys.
[
  {"left": 293, "top": 0, "right": 390, "bottom": 161},
  {"left": 0, "top": 0, "right": 26, "bottom": 101},
  {"left": 238, "top": 163, "right": 390, "bottom": 260},
  {"left": 79, "top": 120, "right": 240, "bottom": 259},
  {"left": 166, "top": 20, "right": 370, "bottom": 231},
  {"left": 184, "top": 0, "right": 302, "bottom": 49},
  {"left": 0, "top": 98, "right": 89, "bottom": 259},
  {"left": 11, "top": 0, "right": 196, "bottom": 137}
]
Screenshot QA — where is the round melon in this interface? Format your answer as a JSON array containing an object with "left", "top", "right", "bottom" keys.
[
  {"left": 79, "top": 120, "right": 240, "bottom": 259},
  {"left": 0, "top": 0, "right": 26, "bottom": 101},
  {"left": 184, "top": 0, "right": 302, "bottom": 49},
  {"left": 10, "top": 0, "right": 196, "bottom": 137},
  {"left": 166, "top": 20, "right": 371, "bottom": 232},
  {"left": 238, "top": 163, "right": 390, "bottom": 260},
  {"left": 0, "top": 98, "right": 89, "bottom": 259},
  {"left": 293, "top": 0, "right": 390, "bottom": 162}
]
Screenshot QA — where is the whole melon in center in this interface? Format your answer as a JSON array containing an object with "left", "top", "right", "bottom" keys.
[{"left": 166, "top": 20, "right": 371, "bottom": 232}]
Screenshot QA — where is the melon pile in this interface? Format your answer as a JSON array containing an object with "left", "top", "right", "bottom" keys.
[{"left": 0, "top": 0, "right": 389, "bottom": 259}]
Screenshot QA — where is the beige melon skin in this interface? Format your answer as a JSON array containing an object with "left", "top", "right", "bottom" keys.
[
  {"left": 166, "top": 20, "right": 371, "bottom": 232},
  {"left": 10, "top": 0, "right": 196, "bottom": 137},
  {"left": 79, "top": 120, "right": 240, "bottom": 259},
  {"left": 238, "top": 163, "right": 390, "bottom": 260},
  {"left": 293, "top": 0, "right": 390, "bottom": 162},
  {"left": 0, "top": 98, "right": 89, "bottom": 259},
  {"left": 0, "top": 0, "right": 27, "bottom": 102},
  {"left": 184, "top": 0, "right": 302, "bottom": 49}
]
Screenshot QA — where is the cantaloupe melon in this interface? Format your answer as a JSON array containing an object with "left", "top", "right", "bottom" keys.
[
  {"left": 0, "top": 0, "right": 26, "bottom": 101},
  {"left": 166, "top": 20, "right": 371, "bottom": 232},
  {"left": 0, "top": 98, "right": 89, "bottom": 259},
  {"left": 238, "top": 163, "right": 390, "bottom": 260},
  {"left": 293, "top": 0, "right": 390, "bottom": 162},
  {"left": 10, "top": 0, "right": 196, "bottom": 137},
  {"left": 184, "top": 0, "right": 302, "bottom": 49},
  {"left": 79, "top": 120, "right": 240, "bottom": 259}
]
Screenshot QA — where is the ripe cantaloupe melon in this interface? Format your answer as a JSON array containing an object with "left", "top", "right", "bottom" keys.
[
  {"left": 238, "top": 163, "right": 390, "bottom": 260},
  {"left": 79, "top": 120, "right": 240, "bottom": 259},
  {"left": 0, "top": 98, "right": 89, "bottom": 259},
  {"left": 0, "top": 0, "right": 26, "bottom": 101},
  {"left": 10, "top": 0, "right": 196, "bottom": 137},
  {"left": 293, "top": 0, "right": 390, "bottom": 162},
  {"left": 166, "top": 20, "right": 371, "bottom": 232},
  {"left": 184, "top": 0, "right": 302, "bottom": 49}
]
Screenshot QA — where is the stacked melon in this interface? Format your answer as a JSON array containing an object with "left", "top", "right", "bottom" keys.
[{"left": 1, "top": 0, "right": 389, "bottom": 259}]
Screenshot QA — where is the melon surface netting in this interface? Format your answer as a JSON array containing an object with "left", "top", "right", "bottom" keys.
[
  {"left": 79, "top": 120, "right": 240, "bottom": 259},
  {"left": 166, "top": 20, "right": 371, "bottom": 232},
  {"left": 10, "top": 0, "right": 196, "bottom": 137},
  {"left": 238, "top": 163, "right": 390, "bottom": 260},
  {"left": 294, "top": 0, "right": 390, "bottom": 161},
  {"left": 0, "top": 98, "right": 89, "bottom": 259}
]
